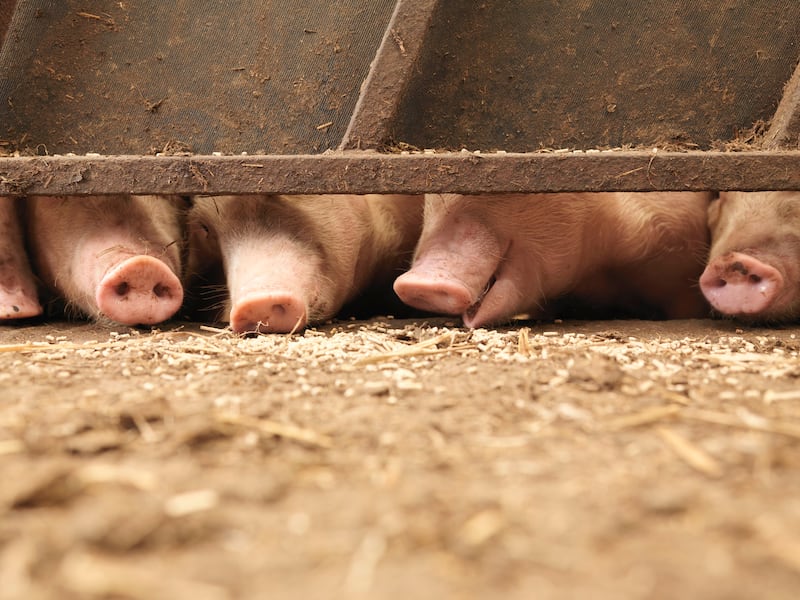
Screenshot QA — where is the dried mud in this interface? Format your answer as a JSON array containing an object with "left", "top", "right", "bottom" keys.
[{"left": 1, "top": 317, "right": 800, "bottom": 599}]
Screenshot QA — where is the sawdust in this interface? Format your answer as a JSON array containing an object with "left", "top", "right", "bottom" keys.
[{"left": 1, "top": 317, "right": 800, "bottom": 599}]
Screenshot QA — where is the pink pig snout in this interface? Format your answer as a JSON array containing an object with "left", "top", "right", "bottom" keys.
[
  {"left": 229, "top": 290, "right": 307, "bottom": 334},
  {"left": 699, "top": 251, "right": 784, "bottom": 317},
  {"left": 394, "top": 208, "right": 507, "bottom": 324},
  {"left": 95, "top": 255, "right": 183, "bottom": 325},
  {"left": 393, "top": 266, "right": 479, "bottom": 317}
]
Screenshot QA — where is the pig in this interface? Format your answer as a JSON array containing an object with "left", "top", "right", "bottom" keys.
[
  {"left": 393, "top": 192, "right": 712, "bottom": 327},
  {"left": 700, "top": 191, "right": 800, "bottom": 322},
  {"left": 187, "top": 194, "right": 423, "bottom": 333},
  {"left": 0, "top": 195, "right": 42, "bottom": 319},
  {"left": 26, "top": 195, "right": 187, "bottom": 326}
]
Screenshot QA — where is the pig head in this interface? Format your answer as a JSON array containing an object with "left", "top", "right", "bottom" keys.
[
  {"left": 395, "top": 192, "right": 712, "bottom": 327},
  {"left": 188, "top": 194, "right": 422, "bottom": 333},
  {"left": 27, "top": 195, "right": 187, "bottom": 326},
  {"left": 700, "top": 191, "right": 800, "bottom": 322}
]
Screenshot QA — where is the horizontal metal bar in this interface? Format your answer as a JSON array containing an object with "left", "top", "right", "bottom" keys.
[{"left": 2, "top": 151, "right": 800, "bottom": 196}]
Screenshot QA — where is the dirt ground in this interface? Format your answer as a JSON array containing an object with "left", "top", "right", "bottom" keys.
[{"left": 1, "top": 316, "right": 800, "bottom": 599}]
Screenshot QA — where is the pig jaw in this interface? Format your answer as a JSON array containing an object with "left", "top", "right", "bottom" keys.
[{"left": 700, "top": 250, "right": 797, "bottom": 321}]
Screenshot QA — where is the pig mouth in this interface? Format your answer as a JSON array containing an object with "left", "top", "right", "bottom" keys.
[{"left": 465, "top": 275, "right": 497, "bottom": 320}]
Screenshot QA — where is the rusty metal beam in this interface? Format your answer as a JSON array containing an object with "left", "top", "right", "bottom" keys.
[
  {"left": 339, "top": 0, "right": 440, "bottom": 150},
  {"left": 2, "top": 151, "right": 800, "bottom": 196},
  {"left": 763, "top": 58, "right": 800, "bottom": 149}
]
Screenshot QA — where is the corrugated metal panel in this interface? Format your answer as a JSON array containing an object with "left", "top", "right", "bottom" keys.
[
  {"left": 0, "top": 0, "right": 395, "bottom": 155},
  {"left": 392, "top": 0, "right": 800, "bottom": 151},
  {"left": 1, "top": 0, "right": 800, "bottom": 195}
]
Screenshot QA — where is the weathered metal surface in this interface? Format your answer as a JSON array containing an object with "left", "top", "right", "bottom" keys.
[
  {"left": 0, "top": 0, "right": 396, "bottom": 155},
  {"left": 2, "top": 1, "right": 800, "bottom": 196},
  {"left": 3, "top": 151, "right": 800, "bottom": 196},
  {"left": 764, "top": 60, "right": 800, "bottom": 149},
  {"left": 0, "top": 0, "right": 16, "bottom": 47},
  {"left": 392, "top": 1, "right": 800, "bottom": 152},
  {"left": 340, "top": 0, "right": 440, "bottom": 150}
]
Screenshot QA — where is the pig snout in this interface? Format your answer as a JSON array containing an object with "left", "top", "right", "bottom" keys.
[
  {"left": 0, "top": 269, "right": 42, "bottom": 320},
  {"left": 95, "top": 255, "right": 184, "bottom": 326},
  {"left": 0, "top": 196, "right": 42, "bottom": 319},
  {"left": 229, "top": 290, "right": 307, "bottom": 334},
  {"left": 0, "top": 282, "right": 42, "bottom": 320},
  {"left": 699, "top": 252, "right": 784, "bottom": 318},
  {"left": 393, "top": 220, "right": 506, "bottom": 323},
  {"left": 223, "top": 241, "right": 319, "bottom": 335},
  {"left": 26, "top": 195, "right": 186, "bottom": 325},
  {"left": 393, "top": 259, "right": 492, "bottom": 317}
]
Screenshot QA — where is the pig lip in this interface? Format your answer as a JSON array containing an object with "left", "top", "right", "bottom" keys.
[
  {"left": 465, "top": 275, "right": 497, "bottom": 321},
  {"left": 463, "top": 238, "right": 512, "bottom": 325}
]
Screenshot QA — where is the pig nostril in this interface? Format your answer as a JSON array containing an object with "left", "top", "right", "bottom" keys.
[
  {"left": 731, "top": 261, "right": 748, "bottom": 276},
  {"left": 153, "top": 283, "right": 169, "bottom": 298},
  {"left": 272, "top": 304, "right": 287, "bottom": 318},
  {"left": 114, "top": 282, "right": 129, "bottom": 297},
  {"left": 749, "top": 274, "right": 762, "bottom": 284}
]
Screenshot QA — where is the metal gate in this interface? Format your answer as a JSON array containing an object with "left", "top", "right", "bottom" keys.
[{"left": 2, "top": 0, "right": 800, "bottom": 195}]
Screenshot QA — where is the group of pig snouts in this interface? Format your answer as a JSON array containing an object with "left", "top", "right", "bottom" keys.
[{"left": 0, "top": 191, "right": 796, "bottom": 332}]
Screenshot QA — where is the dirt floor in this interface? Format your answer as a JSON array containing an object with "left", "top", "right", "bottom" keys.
[{"left": 1, "top": 316, "right": 800, "bottom": 599}]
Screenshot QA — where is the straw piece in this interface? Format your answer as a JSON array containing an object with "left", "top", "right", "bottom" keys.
[
  {"left": 656, "top": 427, "right": 723, "bottom": 478},
  {"left": 216, "top": 412, "right": 332, "bottom": 448},
  {"left": 605, "top": 404, "right": 682, "bottom": 430},
  {"left": 763, "top": 389, "right": 800, "bottom": 404},
  {"left": 682, "top": 408, "right": 800, "bottom": 440},
  {"left": 163, "top": 489, "right": 220, "bottom": 517},
  {"left": 517, "top": 327, "right": 533, "bottom": 357},
  {"left": 355, "top": 331, "right": 477, "bottom": 365}
]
